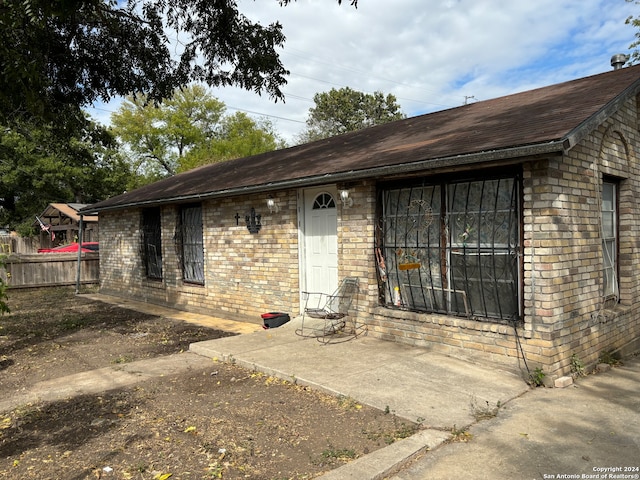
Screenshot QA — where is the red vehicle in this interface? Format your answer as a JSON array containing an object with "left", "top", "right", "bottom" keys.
[{"left": 38, "top": 242, "right": 99, "bottom": 253}]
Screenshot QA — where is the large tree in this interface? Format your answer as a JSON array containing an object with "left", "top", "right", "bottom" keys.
[
  {"left": 0, "top": 0, "right": 355, "bottom": 130},
  {"left": 180, "top": 111, "right": 286, "bottom": 172},
  {"left": 0, "top": 0, "right": 355, "bottom": 231},
  {"left": 111, "top": 85, "right": 226, "bottom": 178},
  {"left": 298, "top": 87, "right": 406, "bottom": 143},
  {"left": 111, "top": 85, "right": 285, "bottom": 178}
]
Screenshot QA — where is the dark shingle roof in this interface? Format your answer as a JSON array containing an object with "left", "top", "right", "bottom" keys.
[{"left": 84, "top": 64, "right": 640, "bottom": 213}]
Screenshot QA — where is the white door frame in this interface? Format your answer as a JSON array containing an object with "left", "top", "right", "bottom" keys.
[{"left": 298, "top": 185, "right": 339, "bottom": 310}]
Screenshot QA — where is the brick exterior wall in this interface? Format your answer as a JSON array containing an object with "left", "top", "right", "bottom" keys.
[
  {"left": 100, "top": 190, "right": 299, "bottom": 323},
  {"left": 522, "top": 96, "right": 640, "bottom": 380},
  {"left": 99, "top": 97, "right": 640, "bottom": 384},
  {"left": 336, "top": 181, "right": 377, "bottom": 321},
  {"left": 366, "top": 96, "right": 640, "bottom": 382}
]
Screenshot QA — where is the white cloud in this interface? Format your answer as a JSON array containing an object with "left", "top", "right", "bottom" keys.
[{"left": 86, "top": 0, "right": 638, "bottom": 144}]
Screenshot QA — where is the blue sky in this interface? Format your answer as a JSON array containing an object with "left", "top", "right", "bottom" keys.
[{"left": 86, "top": 0, "right": 639, "bottom": 144}]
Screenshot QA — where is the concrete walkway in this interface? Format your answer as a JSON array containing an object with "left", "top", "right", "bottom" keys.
[
  {"left": 388, "top": 357, "right": 640, "bottom": 480},
  {"left": 81, "top": 293, "right": 264, "bottom": 335},
  {"left": 189, "top": 320, "right": 528, "bottom": 428},
  {"left": 189, "top": 318, "right": 531, "bottom": 479},
  {"left": 7, "top": 293, "right": 638, "bottom": 479},
  {"left": 190, "top": 322, "right": 640, "bottom": 480}
]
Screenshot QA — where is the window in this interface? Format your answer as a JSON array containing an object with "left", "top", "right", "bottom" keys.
[
  {"left": 313, "top": 193, "right": 336, "bottom": 209},
  {"left": 378, "top": 174, "right": 521, "bottom": 322},
  {"left": 601, "top": 180, "right": 618, "bottom": 300},
  {"left": 178, "top": 204, "right": 204, "bottom": 284},
  {"left": 142, "top": 207, "right": 162, "bottom": 279}
]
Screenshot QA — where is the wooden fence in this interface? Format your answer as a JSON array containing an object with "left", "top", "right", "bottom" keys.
[
  {"left": 0, "top": 235, "right": 40, "bottom": 255},
  {"left": 0, "top": 253, "right": 99, "bottom": 288}
]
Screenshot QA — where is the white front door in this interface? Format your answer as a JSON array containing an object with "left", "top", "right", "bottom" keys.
[{"left": 302, "top": 187, "right": 338, "bottom": 296}]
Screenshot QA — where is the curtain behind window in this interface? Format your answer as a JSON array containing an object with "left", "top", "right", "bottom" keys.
[
  {"left": 379, "top": 175, "right": 520, "bottom": 322},
  {"left": 142, "top": 208, "right": 162, "bottom": 279},
  {"left": 179, "top": 205, "right": 204, "bottom": 284}
]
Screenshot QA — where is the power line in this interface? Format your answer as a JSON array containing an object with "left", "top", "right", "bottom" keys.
[
  {"left": 163, "top": 34, "right": 456, "bottom": 110},
  {"left": 287, "top": 72, "right": 454, "bottom": 111},
  {"left": 224, "top": 105, "right": 306, "bottom": 124},
  {"left": 85, "top": 53, "right": 458, "bottom": 128},
  {"left": 282, "top": 47, "right": 439, "bottom": 94},
  {"left": 85, "top": 93, "right": 309, "bottom": 126},
  {"left": 282, "top": 48, "right": 456, "bottom": 109}
]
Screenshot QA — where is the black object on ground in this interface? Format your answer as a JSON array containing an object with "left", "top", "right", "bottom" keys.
[{"left": 261, "top": 312, "right": 290, "bottom": 329}]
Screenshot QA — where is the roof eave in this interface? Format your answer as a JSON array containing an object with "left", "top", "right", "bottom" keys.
[
  {"left": 81, "top": 140, "right": 566, "bottom": 215},
  {"left": 562, "top": 76, "right": 640, "bottom": 150}
]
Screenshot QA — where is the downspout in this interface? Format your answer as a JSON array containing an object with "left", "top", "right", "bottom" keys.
[{"left": 75, "top": 214, "right": 84, "bottom": 294}]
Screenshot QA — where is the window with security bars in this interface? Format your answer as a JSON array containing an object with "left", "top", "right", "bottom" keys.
[
  {"left": 377, "top": 174, "right": 521, "bottom": 322},
  {"left": 141, "top": 207, "right": 162, "bottom": 280},
  {"left": 177, "top": 204, "right": 205, "bottom": 284},
  {"left": 601, "top": 180, "right": 618, "bottom": 300}
]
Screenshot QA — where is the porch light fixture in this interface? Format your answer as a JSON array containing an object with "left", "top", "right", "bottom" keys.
[
  {"left": 266, "top": 196, "right": 279, "bottom": 213},
  {"left": 339, "top": 189, "right": 353, "bottom": 208}
]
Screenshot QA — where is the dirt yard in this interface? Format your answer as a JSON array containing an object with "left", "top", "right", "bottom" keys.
[{"left": 0, "top": 287, "right": 417, "bottom": 479}]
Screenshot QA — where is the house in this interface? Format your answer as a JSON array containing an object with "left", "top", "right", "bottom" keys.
[
  {"left": 82, "top": 62, "right": 640, "bottom": 383},
  {"left": 35, "top": 203, "right": 99, "bottom": 250}
]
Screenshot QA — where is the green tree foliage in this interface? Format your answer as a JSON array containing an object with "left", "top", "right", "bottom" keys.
[
  {"left": 181, "top": 112, "right": 287, "bottom": 172},
  {"left": 0, "top": 119, "right": 131, "bottom": 233},
  {"left": 111, "top": 86, "right": 285, "bottom": 177},
  {"left": 0, "top": 0, "right": 287, "bottom": 127},
  {"left": 111, "top": 85, "right": 226, "bottom": 178},
  {"left": 298, "top": 87, "right": 406, "bottom": 143},
  {"left": 0, "top": 0, "right": 355, "bottom": 131},
  {"left": 627, "top": 0, "right": 640, "bottom": 63}
]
